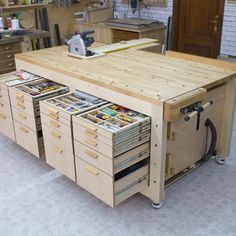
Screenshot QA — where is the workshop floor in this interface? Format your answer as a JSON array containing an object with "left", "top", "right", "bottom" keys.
[{"left": 0, "top": 115, "right": 236, "bottom": 236}]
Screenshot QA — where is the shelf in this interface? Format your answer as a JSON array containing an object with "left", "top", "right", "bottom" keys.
[{"left": 0, "top": 3, "right": 49, "bottom": 10}]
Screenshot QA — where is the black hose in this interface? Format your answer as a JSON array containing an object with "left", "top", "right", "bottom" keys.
[{"left": 201, "top": 118, "right": 217, "bottom": 162}]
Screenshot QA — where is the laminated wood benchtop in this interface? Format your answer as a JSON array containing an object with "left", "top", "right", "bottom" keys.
[{"left": 15, "top": 44, "right": 236, "bottom": 106}]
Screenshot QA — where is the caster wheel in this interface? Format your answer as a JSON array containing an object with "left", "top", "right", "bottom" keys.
[{"left": 152, "top": 202, "right": 163, "bottom": 209}]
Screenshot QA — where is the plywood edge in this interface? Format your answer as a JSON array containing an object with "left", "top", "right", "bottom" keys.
[{"left": 164, "top": 88, "right": 207, "bottom": 121}]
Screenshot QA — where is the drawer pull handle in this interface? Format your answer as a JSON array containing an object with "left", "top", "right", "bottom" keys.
[
  {"left": 50, "top": 131, "right": 61, "bottom": 139},
  {"left": 16, "top": 102, "right": 25, "bottom": 110},
  {"left": 85, "top": 150, "right": 98, "bottom": 159},
  {"left": 0, "top": 113, "right": 6, "bottom": 120},
  {"left": 85, "top": 166, "right": 99, "bottom": 175},
  {"left": 16, "top": 93, "right": 24, "bottom": 99},
  {"left": 0, "top": 95, "right": 2, "bottom": 98},
  {"left": 8, "top": 63, "right": 14, "bottom": 67},
  {"left": 16, "top": 97, "right": 24, "bottom": 103},
  {"left": 5, "top": 46, "right": 10, "bottom": 50},
  {"left": 47, "top": 107, "right": 59, "bottom": 115},
  {"left": 7, "top": 55, "right": 12, "bottom": 58},
  {"left": 49, "top": 120, "right": 60, "bottom": 128},
  {"left": 85, "top": 139, "right": 97, "bottom": 147},
  {"left": 0, "top": 102, "right": 4, "bottom": 107},
  {"left": 52, "top": 145, "right": 63, "bottom": 154},
  {"left": 18, "top": 113, "right": 27, "bottom": 120},
  {"left": 85, "top": 130, "right": 97, "bottom": 138},
  {"left": 20, "top": 126, "right": 29, "bottom": 133},
  {"left": 48, "top": 113, "right": 59, "bottom": 120},
  {"left": 84, "top": 125, "right": 97, "bottom": 132}
]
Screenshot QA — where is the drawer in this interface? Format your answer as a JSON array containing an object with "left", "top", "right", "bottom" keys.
[
  {"left": 74, "top": 141, "right": 150, "bottom": 176},
  {"left": 14, "top": 120, "right": 44, "bottom": 158},
  {"left": 0, "top": 87, "right": 10, "bottom": 104},
  {"left": 0, "top": 100, "right": 12, "bottom": 117},
  {"left": 0, "top": 42, "right": 21, "bottom": 53},
  {"left": 0, "top": 60, "right": 16, "bottom": 70},
  {"left": 41, "top": 113, "right": 71, "bottom": 138},
  {"left": 0, "top": 67, "right": 16, "bottom": 75},
  {"left": 76, "top": 158, "right": 149, "bottom": 207},
  {"left": 9, "top": 90, "right": 36, "bottom": 117},
  {"left": 73, "top": 103, "right": 151, "bottom": 141},
  {"left": 77, "top": 129, "right": 150, "bottom": 158},
  {"left": 10, "top": 78, "right": 69, "bottom": 104},
  {"left": 12, "top": 107, "right": 40, "bottom": 131},
  {"left": 74, "top": 141, "right": 113, "bottom": 175},
  {"left": 112, "top": 29, "right": 139, "bottom": 40},
  {"left": 0, "top": 50, "right": 21, "bottom": 62},
  {"left": 43, "top": 123, "right": 76, "bottom": 181},
  {"left": 0, "top": 112, "right": 15, "bottom": 141}
]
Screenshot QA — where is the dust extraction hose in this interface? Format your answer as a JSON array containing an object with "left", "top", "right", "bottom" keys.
[{"left": 201, "top": 118, "right": 217, "bottom": 162}]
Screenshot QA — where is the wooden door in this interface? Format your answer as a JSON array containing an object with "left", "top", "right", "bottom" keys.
[{"left": 172, "top": 0, "right": 225, "bottom": 58}]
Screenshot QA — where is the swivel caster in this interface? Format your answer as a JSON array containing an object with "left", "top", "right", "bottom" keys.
[
  {"left": 152, "top": 201, "right": 163, "bottom": 209},
  {"left": 212, "top": 154, "right": 225, "bottom": 165}
]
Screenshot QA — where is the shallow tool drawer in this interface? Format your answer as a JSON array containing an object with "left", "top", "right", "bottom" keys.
[
  {"left": 76, "top": 157, "right": 149, "bottom": 207},
  {"left": 73, "top": 103, "right": 151, "bottom": 157}
]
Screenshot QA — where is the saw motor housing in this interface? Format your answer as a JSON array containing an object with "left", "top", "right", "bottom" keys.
[{"left": 67, "top": 30, "right": 95, "bottom": 57}]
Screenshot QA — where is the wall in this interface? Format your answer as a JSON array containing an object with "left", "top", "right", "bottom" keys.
[{"left": 114, "top": 0, "right": 236, "bottom": 56}]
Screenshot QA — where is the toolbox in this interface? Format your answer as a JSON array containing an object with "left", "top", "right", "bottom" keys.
[
  {"left": 9, "top": 78, "right": 69, "bottom": 158},
  {"left": 40, "top": 91, "right": 107, "bottom": 181},
  {"left": 0, "top": 71, "right": 41, "bottom": 141},
  {"left": 73, "top": 103, "right": 151, "bottom": 207}
]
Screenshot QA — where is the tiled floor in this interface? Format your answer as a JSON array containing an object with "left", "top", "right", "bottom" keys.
[{"left": 0, "top": 115, "right": 236, "bottom": 236}]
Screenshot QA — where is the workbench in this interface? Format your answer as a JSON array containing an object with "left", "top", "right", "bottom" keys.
[{"left": 14, "top": 41, "right": 236, "bottom": 207}]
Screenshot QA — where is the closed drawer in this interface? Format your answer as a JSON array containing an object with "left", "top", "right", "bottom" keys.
[
  {"left": 0, "top": 112, "right": 15, "bottom": 141},
  {"left": 0, "top": 100, "right": 12, "bottom": 117},
  {"left": 0, "top": 50, "right": 21, "bottom": 62},
  {"left": 74, "top": 141, "right": 113, "bottom": 175},
  {"left": 76, "top": 158, "right": 149, "bottom": 207},
  {"left": 9, "top": 90, "right": 36, "bottom": 117},
  {"left": 112, "top": 29, "right": 138, "bottom": 40},
  {"left": 0, "top": 60, "right": 15, "bottom": 71},
  {"left": 43, "top": 123, "right": 76, "bottom": 181},
  {"left": 12, "top": 107, "right": 40, "bottom": 131},
  {"left": 74, "top": 141, "right": 150, "bottom": 176},
  {"left": 41, "top": 113, "right": 71, "bottom": 138},
  {"left": 14, "top": 120, "right": 43, "bottom": 158},
  {"left": 0, "top": 87, "right": 10, "bottom": 104},
  {"left": 0, "top": 42, "right": 21, "bottom": 53}
]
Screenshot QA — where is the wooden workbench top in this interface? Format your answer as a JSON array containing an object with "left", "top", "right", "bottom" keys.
[{"left": 15, "top": 44, "right": 236, "bottom": 105}]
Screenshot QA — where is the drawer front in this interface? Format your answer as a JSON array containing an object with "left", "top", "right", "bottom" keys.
[
  {"left": 112, "top": 30, "right": 139, "bottom": 40},
  {"left": 0, "top": 42, "right": 21, "bottom": 53},
  {"left": 41, "top": 113, "right": 71, "bottom": 138},
  {"left": 73, "top": 116, "right": 113, "bottom": 140},
  {"left": 74, "top": 141, "right": 113, "bottom": 175},
  {"left": 0, "top": 50, "right": 21, "bottom": 62},
  {"left": 0, "top": 100, "right": 12, "bottom": 117},
  {"left": 0, "top": 112, "right": 15, "bottom": 141},
  {"left": 40, "top": 101, "right": 71, "bottom": 121},
  {"left": 73, "top": 124, "right": 112, "bottom": 146},
  {"left": 14, "top": 120, "right": 41, "bottom": 157},
  {"left": 10, "top": 90, "right": 35, "bottom": 117},
  {"left": 9, "top": 87, "right": 32, "bottom": 104},
  {"left": 43, "top": 123, "right": 76, "bottom": 181},
  {"left": 0, "top": 87, "right": 10, "bottom": 104},
  {"left": 76, "top": 158, "right": 114, "bottom": 207},
  {"left": 78, "top": 135, "right": 113, "bottom": 158},
  {"left": 12, "top": 107, "right": 38, "bottom": 131},
  {"left": 0, "top": 60, "right": 16, "bottom": 70}
]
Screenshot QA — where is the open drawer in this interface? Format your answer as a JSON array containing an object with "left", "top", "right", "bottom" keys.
[
  {"left": 73, "top": 103, "right": 151, "bottom": 158},
  {"left": 76, "top": 157, "right": 149, "bottom": 207}
]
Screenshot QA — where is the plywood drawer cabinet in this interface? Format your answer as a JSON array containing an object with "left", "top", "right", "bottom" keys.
[
  {"left": 9, "top": 78, "right": 69, "bottom": 158},
  {"left": 40, "top": 91, "right": 106, "bottom": 181},
  {"left": 0, "top": 71, "right": 41, "bottom": 141},
  {"left": 0, "top": 42, "right": 22, "bottom": 75},
  {"left": 73, "top": 103, "right": 151, "bottom": 207}
]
